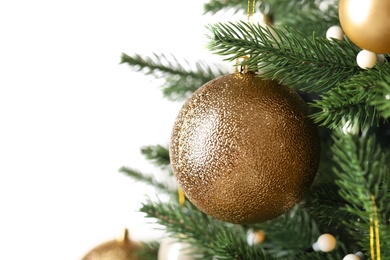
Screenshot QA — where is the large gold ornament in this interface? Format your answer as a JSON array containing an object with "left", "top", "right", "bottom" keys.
[
  {"left": 170, "top": 72, "right": 320, "bottom": 224},
  {"left": 339, "top": 0, "right": 390, "bottom": 54},
  {"left": 82, "top": 229, "right": 140, "bottom": 260}
]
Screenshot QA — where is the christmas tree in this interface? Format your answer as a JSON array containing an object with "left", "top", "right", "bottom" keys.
[{"left": 120, "top": 0, "right": 390, "bottom": 259}]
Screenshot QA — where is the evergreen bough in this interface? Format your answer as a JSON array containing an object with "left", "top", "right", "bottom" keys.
[{"left": 122, "top": 1, "right": 390, "bottom": 258}]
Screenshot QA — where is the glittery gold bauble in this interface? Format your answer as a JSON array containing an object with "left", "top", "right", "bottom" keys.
[
  {"left": 339, "top": 0, "right": 390, "bottom": 53},
  {"left": 82, "top": 229, "right": 140, "bottom": 260},
  {"left": 170, "top": 72, "right": 320, "bottom": 224}
]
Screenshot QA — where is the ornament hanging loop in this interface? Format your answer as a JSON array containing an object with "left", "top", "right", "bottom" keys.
[
  {"left": 258, "top": 0, "right": 273, "bottom": 24},
  {"left": 235, "top": 56, "right": 250, "bottom": 73},
  {"left": 258, "top": 0, "right": 270, "bottom": 17}
]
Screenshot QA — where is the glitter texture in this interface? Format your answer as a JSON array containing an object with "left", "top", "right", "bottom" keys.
[{"left": 170, "top": 72, "right": 320, "bottom": 224}]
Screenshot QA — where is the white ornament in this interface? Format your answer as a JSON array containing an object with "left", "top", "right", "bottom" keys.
[
  {"left": 312, "top": 233, "right": 336, "bottom": 252},
  {"left": 355, "top": 252, "right": 364, "bottom": 258},
  {"left": 326, "top": 25, "right": 344, "bottom": 41},
  {"left": 343, "top": 254, "right": 360, "bottom": 260},
  {"left": 357, "top": 50, "right": 377, "bottom": 69},
  {"left": 158, "top": 237, "right": 196, "bottom": 260},
  {"left": 246, "top": 229, "right": 265, "bottom": 245},
  {"left": 377, "top": 54, "right": 385, "bottom": 64}
]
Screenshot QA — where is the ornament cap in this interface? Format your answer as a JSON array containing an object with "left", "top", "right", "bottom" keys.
[
  {"left": 82, "top": 228, "right": 140, "bottom": 260},
  {"left": 116, "top": 228, "right": 129, "bottom": 243}
]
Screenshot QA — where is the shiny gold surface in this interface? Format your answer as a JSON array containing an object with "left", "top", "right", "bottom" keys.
[
  {"left": 82, "top": 229, "right": 139, "bottom": 260},
  {"left": 170, "top": 72, "right": 320, "bottom": 224},
  {"left": 339, "top": 0, "right": 390, "bottom": 53}
]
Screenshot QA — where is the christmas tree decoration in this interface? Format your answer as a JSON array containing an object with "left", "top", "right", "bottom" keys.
[
  {"left": 326, "top": 25, "right": 344, "bottom": 41},
  {"left": 343, "top": 253, "right": 362, "bottom": 260},
  {"left": 377, "top": 54, "right": 385, "bottom": 64},
  {"left": 312, "top": 233, "right": 337, "bottom": 253},
  {"left": 82, "top": 229, "right": 140, "bottom": 260},
  {"left": 338, "top": 0, "right": 390, "bottom": 53},
  {"left": 178, "top": 187, "right": 186, "bottom": 206},
  {"left": 170, "top": 71, "right": 320, "bottom": 224},
  {"left": 121, "top": 0, "right": 390, "bottom": 258},
  {"left": 356, "top": 49, "right": 377, "bottom": 69},
  {"left": 158, "top": 237, "right": 196, "bottom": 260},
  {"left": 369, "top": 194, "right": 381, "bottom": 260},
  {"left": 246, "top": 229, "right": 266, "bottom": 245}
]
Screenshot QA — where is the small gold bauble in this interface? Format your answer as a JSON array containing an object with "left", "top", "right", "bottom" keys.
[
  {"left": 170, "top": 72, "right": 320, "bottom": 224},
  {"left": 82, "top": 229, "right": 140, "bottom": 260},
  {"left": 339, "top": 0, "right": 390, "bottom": 53}
]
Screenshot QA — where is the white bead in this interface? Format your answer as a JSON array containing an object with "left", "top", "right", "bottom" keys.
[
  {"left": 312, "top": 242, "right": 320, "bottom": 252},
  {"left": 355, "top": 252, "right": 364, "bottom": 258},
  {"left": 377, "top": 54, "right": 385, "bottom": 64},
  {"left": 316, "top": 233, "right": 336, "bottom": 252},
  {"left": 343, "top": 254, "right": 360, "bottom": 260},
  {"left": 357, "top": 50, "right": 377, "bottom": 69},
  {"left": 158, "top": 237, "right": 196, "bottom": 260},
  {"left": 326, "top": 25, "right": 344, "bottom": 41},
  {"left": 246, "top": 229, "right": 265, "bottom": 245}
]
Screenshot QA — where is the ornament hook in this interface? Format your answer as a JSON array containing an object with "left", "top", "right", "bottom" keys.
[
  {"left": 235, "top": 56, "right": 250, "bottom": 73},
  {"left": 259, "top": 0, "right": 270, "bottom": 17}
]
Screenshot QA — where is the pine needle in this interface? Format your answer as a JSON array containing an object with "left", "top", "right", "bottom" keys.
[
  {"left": 119, "top": 167, "right": 173, "bottom": 194},
  {"left": 311, "top": 63, "right": 390, "bottom": 129},
  {"left": 120, "top": 53, "right": 225, "bottom": 101},
  {"left": 331, "top": 130, "right": 390, "bottom": 253},
  {"left": 140, "top": 144, "right": 171, "bottom": 169},
  {"left": 140, "top": 199, "right": 273, "bottom": 259},
  {"left": 207, "top": 21, "right": 360, "bottom": 92}
]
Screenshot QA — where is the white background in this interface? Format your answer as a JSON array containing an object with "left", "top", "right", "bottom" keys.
[{"left": 0, "top": 1, "right": 244, "bottom": 259}]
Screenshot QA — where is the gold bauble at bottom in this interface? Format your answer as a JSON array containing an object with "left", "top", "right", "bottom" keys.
[
  {"left": 170, "top": 72, "right": 320, "bottom": 224},
  {"left": 82, "top": 229, "right": 140, "bottom": 260},
  {"left": 339, "top": 0, "right": 390, "bottom": 54}
]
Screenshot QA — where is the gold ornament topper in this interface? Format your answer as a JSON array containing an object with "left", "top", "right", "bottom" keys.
[
  {"left": 238, "top": 0, "right": 270, "bottom": 73},
  {"left": 235, "top": 56, "right": 250, "bottom": 73}
]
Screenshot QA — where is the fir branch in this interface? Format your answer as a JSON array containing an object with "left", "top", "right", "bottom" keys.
[
  {"left": 203, "top": 0, "right": 245, "bottom": 14},
  {"left": 140, "top": 144, "right": 170, "bottom": 169},
  {"left": 294, "top": 250, "right": 348, "bottom": 260},
  {"left": 135, "top": 241, "right": 160, "bottom": 260},
  {"left": 203, "top": 0, "right": 330, "bottom": 19},
  {"left": 119, "top": 167, "right": 173, "bottom": 193},
  {"left": 140, "top": 199, "right": 222, "bottom": 255},
  {"left": 311, "top": 64, "right": 390, "bottom": 129},
  {"left": 212, "top": 228, "right": 273, "bottom": 260},
  {"left": 331, "top": 130, "right": 390, "bottom": 254},
  {"left": 140, "top": 199, "right": 273, "bottom": 259},
  {"left": 251, "top": 205, "right": 320, "bottom": 258},
  {"left": 207, "top": 21, "right": 360, "bottom": 92},
  {"left": 371, "top": 80, "right": 390, "bottom": 119},
  {"left": 278, "top": 3, "right": 339, "bottom": 37},
  {"left": 310, "top": 84, "right": 379, "bottom": 130},
  {"left": 120, "top": 53, "right": 224, "bottom": 101},
  {"left": 306, "top": 182, "right": 352, "bottom": 229}
]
